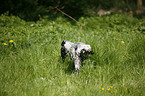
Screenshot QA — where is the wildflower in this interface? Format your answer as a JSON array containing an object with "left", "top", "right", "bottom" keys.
[
  {"left": 114, "top": 89, "right": 117, "bottom": 93},
  {"left": 9, "top": 40, "right": 14, "bottom": 43},
  {"left": 121, "top": 41, "right": 124, "bottom": 44},
  {"left": 102, "top": 88, "right": 105, "bottom": 90},
  {"left": 40, "top": 77, "right": 45, "bottom": 80},
  {"left": 3, "top": 43, "right": 8, "bottom": 45},
  {"left": 31, "top": 24, "right": 34, "bottom": 26},
  {"left": 110, "top": 86, "right": 113, "bottom": 88},
  {"left": 116, "top": 39, "right": 118, "bottom": 40},
  {"left": 108, "top": 88, "right": 111, "bottom": 91}
]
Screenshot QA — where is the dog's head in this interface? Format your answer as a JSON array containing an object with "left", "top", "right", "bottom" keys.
[
  {"left": 79, "top": 49, "right": 94, "bottom": 61},
  {"left": 76, "top": 43, "right": 94, "bottom": 61}
]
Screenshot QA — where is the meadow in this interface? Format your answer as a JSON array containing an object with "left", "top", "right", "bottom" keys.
[{"left": 0, "top": 13, "right": 145, "bottom": 96}]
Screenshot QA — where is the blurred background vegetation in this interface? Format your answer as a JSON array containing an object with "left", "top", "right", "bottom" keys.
[{"left": 0, "top": 0, "right": 145, "bottom": 21}]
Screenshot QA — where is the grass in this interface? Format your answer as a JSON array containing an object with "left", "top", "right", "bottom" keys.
[{"left": 0, "top": 13, "right": 145, "bottom": 96}]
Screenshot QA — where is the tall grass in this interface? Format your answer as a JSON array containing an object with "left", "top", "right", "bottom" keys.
[{"left": 0, "top": 13, "right": 145, "bottom": 96}]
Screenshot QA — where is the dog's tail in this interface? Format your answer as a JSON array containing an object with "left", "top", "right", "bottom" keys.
[
  {"left": 61, "top": 46, "right": 68, "bottom": 59},
  {"left": 61, "top": 40, "right": 68, "bottom": 46},
  {"left": 61, "top": 40, "right": 68, "bottom": 60}
]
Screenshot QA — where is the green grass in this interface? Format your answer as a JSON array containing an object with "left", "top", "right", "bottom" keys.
[{"left": 0, "top": 13, "right": 145, "bottom": 96}]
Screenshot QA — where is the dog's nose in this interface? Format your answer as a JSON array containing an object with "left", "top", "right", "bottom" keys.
[{"left": 89, "top": 51, "right": 94, "bottom": 54}]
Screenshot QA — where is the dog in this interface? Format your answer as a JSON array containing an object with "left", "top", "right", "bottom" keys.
[{"left": 61, "top": 40, "right": 94, "bottom": 74}]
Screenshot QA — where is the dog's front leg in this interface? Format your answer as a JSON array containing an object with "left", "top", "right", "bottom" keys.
[{"left": 74, "top": 56, "right": 81, "bottom": 75}]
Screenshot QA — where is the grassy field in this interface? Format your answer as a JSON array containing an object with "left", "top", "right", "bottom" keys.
[{"left": 0, "top": 13, "right": 145, "bottom": 96}]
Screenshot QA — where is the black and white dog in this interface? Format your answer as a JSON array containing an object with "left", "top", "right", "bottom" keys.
[{"left": 61, "top": 40, "right": 94, "bottom": 74}]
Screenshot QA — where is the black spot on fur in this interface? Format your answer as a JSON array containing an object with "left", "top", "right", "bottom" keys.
[
  {"left": 61, "top": 46, "right": 68, "bottom": 59},
  {"left": 75, "top": 47, "right": 77, "bottom": 51}
]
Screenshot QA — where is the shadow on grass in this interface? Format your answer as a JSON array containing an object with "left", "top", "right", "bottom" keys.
[
  {"left": 0, "top": 89, "right": 8, "bottom": 96},
  {"left": 65, "top": 61, "right": 75, "bottom": 74},
  {"left": 58, "top": 56, "right": 75, "bottom": 74}
]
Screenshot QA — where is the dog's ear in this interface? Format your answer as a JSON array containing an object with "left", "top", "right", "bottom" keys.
[
  {"left": 81, "top": 49, "right": 87, "bottom": 55},
  {"left": 79, "top": 49, "right": 88, "bottom": 61},
  {"left": 82, "top": 49, "right": 86, "bottom": 54}
]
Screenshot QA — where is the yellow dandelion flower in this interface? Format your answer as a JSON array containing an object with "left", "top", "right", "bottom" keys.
[
  {"left": 102, "top": 88, "right": 104, "bottom": 90},
  {"left": 121, "top": 41, "right": 124, "bottom": 44},
  {"left": 108, "top": 88, "right": 111, "bottom": 91},
  {"left": 114, "top": 89, "right": 117, "bottom": 92},
  {"left": 3, "top": 43, "right": 8, "bottom": 45},
  {"left": 116, "top": 39, "right": 118, "bottom": 40},
  {"left": 110, "top": 86, "right": 113, "bottom": 88},
  {"left": 9, "top": 40, "right": 14, "bottom": 43}
]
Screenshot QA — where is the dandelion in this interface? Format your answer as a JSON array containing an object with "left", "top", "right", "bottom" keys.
[
  {"left": 116, "top": 39, "right": 118, "bottom": 40},
  {"left": 102, "top": 88, "right": 105, "bottom": 90},
  {"left": 9, "top": 40, "right": 14, "bottom": 43},
  {"left": 108, "top": 88, "right": 111, "bottom": 91},
  {"left": 3, "top": 43, "right": 8, "bottom": 45},
  {"left": 114, "top": 89, "right": 117, "bottom": 93},
  {"left": 121, "top": 41, "right": 124, "bottom": 44},
  {"left": 110, "top": 86, "right": 113, "bottom": 88}
]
